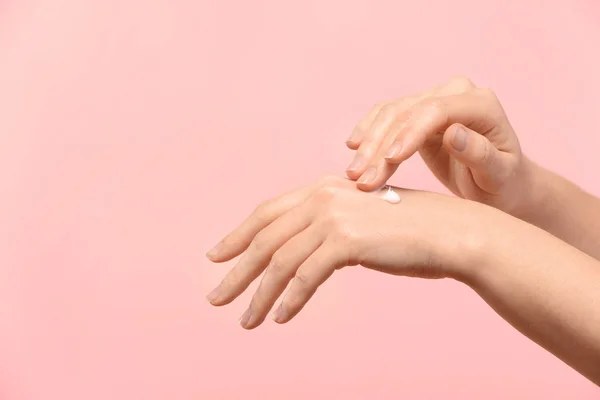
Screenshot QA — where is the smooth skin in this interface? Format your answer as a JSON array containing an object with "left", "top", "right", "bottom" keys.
[
  {"left": 346, "top": 76, "right": 600, "bottom": 259},
  {"left": 206, "top": 176, "right": 600, "bottom": 385},
  {"left": 206, "top": 77, "right": 600, "bottom": 385}
]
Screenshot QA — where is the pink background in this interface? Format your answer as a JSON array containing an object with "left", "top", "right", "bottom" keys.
[{"left": 0, "top": 0, "right": 599, "bottom": 399}]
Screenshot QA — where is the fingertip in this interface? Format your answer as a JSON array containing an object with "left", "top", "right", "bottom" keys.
[
  {"left": 206, "top": 241, "right": 244, "bottom": 263},
  {"left": 205, "top": 253, "right": 220, "bottom": 262},
  {"left": 356, "top": 163, "right": 396, "bottom": 192},
  {"left": 210, "top": 297, "right": 233, "bottom": 307},
  {"left": 271, "top": 304, "right": 288, "bottom": 324},
  {"left": 345, "top": 140, "right": 360, "bottom": 150},
  {"left": 205, "top": 252, "right": 230, "bottom": 263},
  {"left": 383, "top": 142, "right": 404, "bottom": 163},
  {"left": 355, "top": 180, "right": 381, "bottom": 192},
  {"left": 345, "top": 168, "right": 362, "bottom": 180},
  {"left": 206, "top": 288, "right": 235, "bottom": 307},
  {"left": 205, "top": 242, "right": 221, "bottom": 259},
  {"left": 240, "top": 307, "right": 262, "bottom": 330}
]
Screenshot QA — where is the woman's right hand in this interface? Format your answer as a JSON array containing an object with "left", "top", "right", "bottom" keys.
[{"left": 345, "top": 77, "right": 539, "bottom": 219}]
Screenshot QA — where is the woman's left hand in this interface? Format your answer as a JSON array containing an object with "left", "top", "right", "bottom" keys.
[{"left": 205, "top": 176, "right": 487, "bottom": 329}]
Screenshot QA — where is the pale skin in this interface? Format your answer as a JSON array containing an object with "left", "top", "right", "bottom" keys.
[
  {"left": 206, "top": 77, "right": 600, "bottom": 385},
  {"left": 345, "top": 76, "right": 600, "bottom": 259}
]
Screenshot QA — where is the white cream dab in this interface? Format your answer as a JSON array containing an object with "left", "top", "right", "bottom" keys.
[{"left": 377, "top": 185, "right": 401, "bottom": 204}]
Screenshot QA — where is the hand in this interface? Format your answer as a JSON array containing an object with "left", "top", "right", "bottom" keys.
[
  {"left": 345, "top": 76, "right": 534, "bottom": 217},
  {"left": 205, "top": 176, "right": 484, "bottom": 329}
]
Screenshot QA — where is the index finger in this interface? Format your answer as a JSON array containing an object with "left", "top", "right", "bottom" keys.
[
  {"left": 383, "top": 88, "right": 507, "bottom": 165},
  {"left": 346, "top": 76, "right": 476, "bottom": 150}
]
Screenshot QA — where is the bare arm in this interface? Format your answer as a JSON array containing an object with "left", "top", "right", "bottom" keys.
[
  {"left": 467, "top": 205, "right": 600, "bottom": 385},
  {"left": 205, "top": 176, "right": 600, "bottom": 385},
  {"left": 342, "top": 77, "right": 600, "bottom": 261},
  {"left": 517, "top": 158, "right": 600, "bottom": 260}
]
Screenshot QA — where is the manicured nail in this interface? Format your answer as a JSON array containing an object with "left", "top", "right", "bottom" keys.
[
  {"left": 206, "top": 286, "right": 221, "bottom": 303},
  {"left": 357, "top": 167, "right": 377, "bottom": 184},
  {"left": 347, "top": 155, "right": 365, "bottom": 171},
  {"left": 452, "top": 126, "right": 467, "bottom": 151},
  {"left": 206, "top": 242, "right": 222, "bottom": 259},
  {"left": 271, "top": 304, "right": 285, "bottom": 323},
  {"left": 384, "top": 142, "right": 403, "bottom": 160},
  {"left": 239, "top": 307, "right": 252, "bottom": 328}
]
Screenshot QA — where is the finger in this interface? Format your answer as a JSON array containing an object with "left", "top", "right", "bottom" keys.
[
  {"left": 206, "top": 176, "right": 349, "bottom": 262},
  {"left": 272, "top": 240, "right": 344, "bottom": 324},
  {"left": 349, "top": 78, "right": 477, "bottom": 186},
  {"left": 239, "top": 224, "right": 324, "bottom": 329},
  {"left": 443, "top": 123, "right": 516, "bottom": 192},
  {"left": 382, "top": 88, "right": 505, "bottom": 165},
  {"left": 346, "top": 103, "right": 401, "bottom": 179},
  {"left": 346, "top": 77, "right": 475, "bottom": 150},
  {"left": 346, "top": 101, "right": 387, "bottom": 149},
  {"left": 355, "top": 122, "right": 402, "bottom": 190},
  {"left": 418, "top": 133, "right": 453, "bottom": 189},
  {"left": 206, "top": 196, "right": 318, "bottom": 306},
  {"left": 359, "top": 79, "right": 478, "bottom": 190}
]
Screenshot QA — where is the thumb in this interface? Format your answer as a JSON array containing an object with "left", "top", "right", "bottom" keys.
[{"left": 443, "top": 123, "right": 513, "bottom": 193}]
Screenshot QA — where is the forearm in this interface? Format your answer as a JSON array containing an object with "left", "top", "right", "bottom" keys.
[
  {"left": 463, "top": 209, "right": 600, "bottom": 385},
  {"left": 517, "top": 157, "right": 600, "bottom": 260}
]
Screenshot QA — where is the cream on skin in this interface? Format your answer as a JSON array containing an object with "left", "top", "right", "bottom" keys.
[
  {"left": 205, "top": 176, "right": 600, "bottom": 385},
  {"left": 372, "top": 185, "right": 401, "bottom": 204}
]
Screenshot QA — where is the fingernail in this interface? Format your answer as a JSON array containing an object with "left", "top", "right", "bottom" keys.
[
  {"left": 239, "top": 307, "right": 252, "bottom": 328},
  {"left": 347, "top": 155, "right": 365, "bottom": 171},
  {"left": 206, "top": 242, "right": 222, "bottom": 259},
  {"left": 384, "top": 142, "right": 402, "bottom": 160},
  {"left": 206, "top": 286, "right": 221, "bottom": 303},
  {"left": 452, "top": 127, "right": 467, "bottom": 151},
  {"left": 357, "top": 167, "right": 377, "bottom": 184},
  {"left": 272, "top": 304, "right": 285, "bottom": 323}
]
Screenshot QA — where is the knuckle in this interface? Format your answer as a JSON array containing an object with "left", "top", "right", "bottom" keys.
[
  {"left": 474, "top": 140, "right": 493, "bottom": 166},
  {"left": 477, "top": 87, "right": 500, "bottom": 104},
  {"left": 267, "top": 253, "right": 289, "bottom": 276},
  {"left": 423, "top": 97, "right": 447, "bottom": 122},
  {"left": 323, "top": 212, "right": 353, "bottom": 241},
  {"left": 313, "top": 185, "right": 341, "bottom": 203},
  {"left": 448, "top": 75, "right": 475, "bottom": 91},
  {"left": 428, "top": 97, "right": 445, "bottom": 111},
  {"left": 253, "top": 200, "right": 273, "bottom": 223},
  {"left": 250, "top": 232, "right": 270, "bottom": 253},
  {"left": 323, "top": 209, "right": 344, "bottom": 227},
  {"left": 379, "top": 103, "right": 398, "bottom": 120},
  {"left": 294, "top": 271, "right": 311, "bottom": 287},
  {"left": 370, "top": 101, "right": 388, "bottom": 116},
  {"left": 332, "top": 223, "right": 353, "bottom": 243}
]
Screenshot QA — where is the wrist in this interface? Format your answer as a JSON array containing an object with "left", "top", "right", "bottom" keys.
[
  {"left": 437, "top": 200, "right": 503, "bottom": 284},
  {"left": 443, "top": 199, "right": 542, "bottom": 286},
  {"left": 509, "top": 157, "right": 556, "bottom": 224}
]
